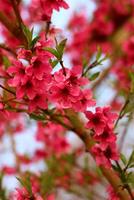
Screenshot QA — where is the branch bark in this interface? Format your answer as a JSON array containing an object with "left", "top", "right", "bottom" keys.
[{"left": 65, "top": 109, "right": 131, "bottom": 200}]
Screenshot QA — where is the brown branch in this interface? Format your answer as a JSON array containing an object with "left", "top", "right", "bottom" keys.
[
  {"left": 0, "top": 11, "right": 18, "bottom": 36},
  {"left": 0, "top": 84, "right": 15, "bottom": 95},
  {"left": 0, "top": 10, "right": 27, "bottom": 47},
  {"left": 65, "top": 109, "right": 131, "bottom": 200},
  {"left": 0, "top": 44, "right": 17, "bottom": 56}
]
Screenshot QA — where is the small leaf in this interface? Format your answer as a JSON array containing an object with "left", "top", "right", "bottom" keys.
[
  {"left": 44, "top": 47, "right": 60, "bottom": 60},
  {"left": 120, "top": 153, "right": 127, "bottom": 165},
  {"left": 89, "top": 72, "right": 100, "bottom": 81},
  {"left": 129, "top": 71, "right": 134, "bottom": 93},
  {"left": 29, "top": 113, "right": 45, "bottom": 121},
  {"left": 22, "top": 24, "right": 33, "bottom": 48},
  {"left": 128, "top": 150, "right": 134, "bottom": 166},
  {"left": 56, "top": 38, "right": 67, "bottom": 58},
  {"left": 96, "top": 46, "right": 102, "bottom": 61},
  {"left": 16, "top": 176, "right": 32, "bottom": 195},
  {"left": 126, "top": 172, "right": 134, "bottom": 184},
  {"left": 82, "top": 58, "right": 89, "bottom": 68},
  {"left": 50, "top": 59, "right": 59, "bottom": 68},
  {"left": 3, "top": 56, "right": 11, "bottom": 69},
  {"left": 98, "top": 54, "right": 109, "bottom": 64},
  {"left": 30, "top": 36, "right": 40, "bottom": 49}
]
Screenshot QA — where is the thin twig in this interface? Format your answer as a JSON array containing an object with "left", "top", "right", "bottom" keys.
[
  {"left": 114, "top": 99, "right": 129, "bottom": 128},
  {"left": 119, "top": 115, "right": 132, "bottom": 151},
  {"left": 0, "top": 44, "right": 17, "bottom": 56},
  {"left": 82, "top": 60, "right": 99, "bottom": 76},
  {"left": 60, "top": 60, "right": 66, "bottom": 76},
  {"left": 0, "top": 84, "right": 15, "bottom": 95}
]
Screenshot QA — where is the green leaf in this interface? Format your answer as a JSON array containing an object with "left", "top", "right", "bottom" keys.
[
  {"left": 29, "top": 113, "right": 45, "bottom": 121},
  {"left": 3, "top": 56, "right": 11, "bottom": 69},
  {"left": 44, "top": 47, "right": 60, "bottom": 60},
  {"left": 98, "top": 54, "right": 109, "bottom": 65},
  {"left": 82, "top": 58, "right": 89, "bottom": 68},
  {"left": 126, "top": 172, "right": 134, "bottom": 185},
  {"left": 22, "top": 24, "right": 33, "bottom": 48},
  {"left": 120, "top": 153, "right": 127, "bottom": 165},
  {"left": 56, "top": 38, "right": 67, "bottom": 58},
  {"left": 123, "top": 94, "right": 134, "bottom": 115},
  {"left": 96, "top": 46, "right": 102, "bottom": 61},
  {"left": 129, "top": 71, "right": 134, "bottom": 93},
  {"left": 30, "top": 36, "right": 40, "bottom": 49},
  {"left": 50, "top": 59, "right": 59, "bottom": 68},
  {"left": 16, "top": 176, "right": 32, "bottom": 195},
  {"left": 89, "top": 72, "right": 100, "bottom": 81},
  {"left": 128, "top": 150, "right": 134, "bottom": 166}
]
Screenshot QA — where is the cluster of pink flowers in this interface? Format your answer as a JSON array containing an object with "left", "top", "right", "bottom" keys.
[
  {"left": 49, "top": 66, "right": 95, "bottom": 110},
  {"left": 6, "top": 34, "right": 95, "bottom": 113},
  {"left": 7, "top": 38, "right": 53, "bottom": 112},
  {"left": 29, "top": 0, "right": 69, "bottom": 22},
  {"left": 36, "top": 122, "right": 69, "bottom": 157},
  {"left": 68, "top": 0, "right": 134, "bottom": 92},
  {"left": 0, "top": 0, "right": 133, "bottom": 199},
  {"left": 107, "top": 185, "right": 120, "bottom": 200},
  {"left": 85, "top": 107, "right": 119, "bottom": 168}
]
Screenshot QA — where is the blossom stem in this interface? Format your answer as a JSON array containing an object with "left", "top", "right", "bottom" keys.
[
  {"left": 0, "top": 43, "right": 17, "bottom": 56},
  {"left": 10, "top": 0, "right": 28, "bottom": 47},
  {"left": 115, "top": 161, "right": 134, "bottom": 200},
  {"left": 10, "top": 0, "right": 23, "bottom": 27},
  {"left": 114, "top": 99, "right": 129, "bottom": 128},
  {"left": 0, "top": 84, "right": 15, "bottom": 95},
  {"left": 119, "top": 115, "right": 132, "bottom": 151},
  {"left": 0, "top": 11, "right": 18, "bottom": 36},
  {"left": 92, "top": 66, "right": 112, "bottom": 90},
  {"left": 60, "top": 60, "right": 66, "bottom": 76},
  {"left": 45, "top": 21, "right": 51, "bottom": 39},
  {"left": 82, "top": 60, "right": 99, "bottom": 76}
]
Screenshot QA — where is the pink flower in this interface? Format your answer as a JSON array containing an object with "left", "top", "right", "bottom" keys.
[
  {"left": 29, "top": 0, "right": 69, "bottom": 22},
  {"left": 14, "top": 187, "right": 31, "bottom": 200},
  {"left": 49, "top": 70, "right": 82, "bottom": 109},
  {"left": 17, "top": 49, "right": 32, "bottom": 60},
  {"left": 2, "top": 166, "right": 16, "bottom": 175},
  {"left": 7, "top": 60, "right": 26, "bottom": 87},
  {"left": 26, "top": 56, "right": 52, "bottom": 80},
  {"left": 47, "top": 194, "right": 55, "bottom": 200},
  {"left": 73, "top": 89, "right": 96, "bottom": 112},
  {"left": 93, "top": 125, "right": 116, "bottom": 145},
  {"left": 102, "top": 106, "right": 118, "bottom": 128},
  {"left": 85, "top": 108, "right": 106, "bottom": 134},
  {"left": 16, "top": 76, "right": 36, "bottom": 99},
  {"left": 65, "top": 65, "right": 89, "bottom": 86},
  {"left": 92, "top": 143, "right": 119, "bottom": 168},
  {"left": 28, "top": 93, "right": 48, "bottom": 112},
  {"left": 123, "top": 36, "right": 134, "bottom": 58},
  {"left": 107, "top": 185, "right": 120, "bottom": 200}
]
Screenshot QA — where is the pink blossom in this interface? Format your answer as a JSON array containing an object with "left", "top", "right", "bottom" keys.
[
  {"left": 85, "top": 108, "right": 106, "bottom": 134},
  {"left": 26, "top": 56, "right": 52, "bottom": 80},
  {"left": 107, "top": 185, "right": 120, "bottom": 200},
  {"left": 16, "top": 76, "right": 36, "bottom": 99},
  {"left": 93, "top": 125, "right": 116, "bottom": 145},
  {"left": 73, "top": 89, "right": 96, "bottom": 112},
  {"left": 92, "top": 143, "right": 119, "bottom": 168},
  {"left": 28, "top": 93, "right": 48, "bottom": 112},
  {"left": 29, "top": 0, "right": 69, "bottom": 22},
  {"left": 7, "top": 60, "right": 26, "bottom": 87}
]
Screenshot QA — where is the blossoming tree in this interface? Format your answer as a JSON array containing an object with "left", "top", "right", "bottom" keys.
[{"left": 0, "top": 0, "right": 134, "bottom": 199}]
